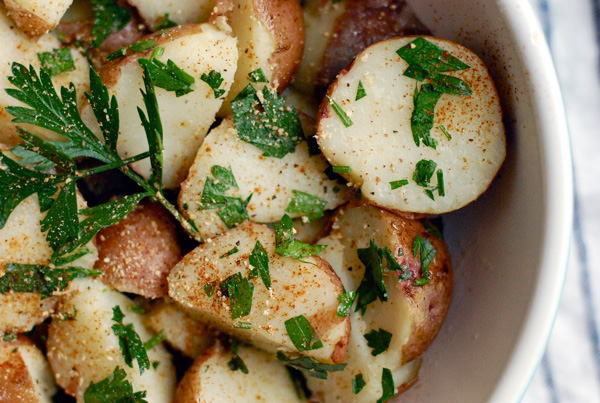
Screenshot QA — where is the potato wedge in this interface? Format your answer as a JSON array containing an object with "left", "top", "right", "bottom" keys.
[
  {"left": 307, "top": 203, "right": 451, "bottom": 401},
  {"left": 0, "top": 193, "right": 98, "bottom": 334},
  {"left": 95, "top": 201, "right": 183, "bottom": 298},
  {"left": 179, "top": 118, "right": 349, "bottom": 239},
  {"left": 0, "top": 336, "right": 56, "bottom": 402},
  {"left": 0, "top": 8, "right": 89, "bottom": 146},
  {"left": 47, "top": 279, "right": 176, "bottom": 402},
  {"left": 212, "top": 0, "right": 304, "bottom": 115},
  {"left": 144, "top": 298, "right": 216, "bottom": 358},
  {"left": 168, "top": 221, "right": 350, "bottom": 364},
  {"left": 83, "top": 23, "right": 238, "bottom": 188},
  {"left": 4, "top": 0, "right": 72, "bottom": 36},
  {"left": 128, "top": 0, "right": 215, "bottom": 30},
  {"left": 317, "top": 36, "right": 506, "bottom": 215},
  {"left": 175, "top": 340, "right": 303, "bottom": 402}
]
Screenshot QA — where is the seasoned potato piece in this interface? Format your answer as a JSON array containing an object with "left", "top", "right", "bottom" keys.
[
  {"left": 128, "top": 0, "right": 215, "bottom": 30},
  {"left": 0, "top": 8, "right": 89, "bottom": 146},
  {"left": 179, "top": 118, "right": 349, "bottom": 239},
  {"left": 307, "top": 204, "right": 452, "bottom": 401},
  {"left": 47, "top": 279, "right": 176, "bottom": 402},
  {"left": 144, "top": 298, "right": 216, "bottom": 358},
  {"left": 4, "top": 0, "right": 72, "bottom": 36},
  {"left": 83, "top": 23, "right": 238, "bottom": 188},
  {"left": 0, "top": 336, "right": 56, "bottom": 402},
  {"left": 292, "top": 213, "right": 331, "bottom": 245},
  {"left": 175, "top": 340, "right": 303, "bottom": 402},
  {"left": 168, "top": 221, "right": 350, "bottom": 364},
  {"left": 212, "top": 0, "right": 304, "bottom": 115},
  {"left": 95, "top": 201, "right": 183, "bottom": 298},
  {"left": 0, "top": 194, "right": 98, "bottom": 334},
  {"left": 317, "top": 36, "right": 506, "bottom": 215}
]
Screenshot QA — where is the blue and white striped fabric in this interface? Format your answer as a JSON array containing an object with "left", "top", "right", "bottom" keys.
[{"left": 523, "top": 1, "right": 600, "bottom": 402}]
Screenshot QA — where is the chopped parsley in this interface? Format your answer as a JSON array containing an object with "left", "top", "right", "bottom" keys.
[
  {"left": 411, "top": 84, "right": 442, "bottom": 149},
  {"left": 144, "top": 330, "right": 166, "bottom": 350},
  {"left": 326, "top": 96, "right": 353, "bottom": 127},
  {"left": 439, "top": 124, "right": 452, "bottom": 140},
  {"left": 56, "top": 306, "right": 78, "bottom": 321},
  {"left": 234, "top": 322, "right": 252, "bottom": 329},
  {"left": 111, "top": 306, "right": 150, "bottom": 375},
  {"left": 220, "top": 273, "right": 254, "bottom": 320},
  {"left": 90, "top": 0, "right": 131, "bottom": 48},
  {"left": 127, "top": 304, "right": 146, "bottom": 315},
  {"left": 107, "top": 39, "right": 157, "bottom": 61},
  {"left": 2, "top": 334, "right": 17, "bottom": 342},
  {"left": 285, "top": 315, "right": 323, "bottom": 352},
  {"left": 248, "top": 68, "right": 269, "bottom": 83},
  {"left": 37, "top": 48, "right": 76, "bottom": 77},
  {"left": 353, "top": 373, "right": 366, "bottom": 394},
  {"left": 421, "top": 219, "right": 444, "bottom": 239},
  {"left": 203, "top": 281, "right": 217, "bottom": 297},
  {"left": 285, "top": 190, "right": 327, "bottom": 221},
  {"left": 412, "top": 234, "right": 437, "bottom": 286},
  {"left": 332, "top": 166, "right": 351, "bottom": 174},
  {"left": 412, "top": 159, "right": 437, "bottom": 187},
  {"left": 154, "top": 13, "right": 178, "bottom": 31},
  {"left": 364, "top": 328, "right": 393, "bottom": 356},
  {"left": 377, "top": 368, "right": 395, "bottom": 403},
  {"left": 227, "top": 339, "right": 249, "bottom": 374},
  {"left": 201, "top": 70, "right": 226, "bottom": 98},
  {"left": 437, "top": 169, "right": 445, "bottom": 196},
  {"left": 138, "top": 58, "right": 195, "bottom": 97},
  {"left": 274, "top": 215, "right": 326, "bottom": 260},
  {"left": 220, "top": 246, "right": 239, "bottom": 258},
  {"left": 356, "top": 80, "right": 367, "bottom": 100},
  {"left": 276, "top": 352, "right": 346, "bottom": 380},
  {"left": 249, "top": 240, "right": 270, "bottom": 289},
  {"left": 83, "top": 366, "right": 147, "bottom": 403},
  {"left": 336, "top": 290, "right": 356, "bottom": 317},
  {"left": 390, "top": 179, "right": 409, "bottom": 190},
  {"left": 232, "top": 85, "right": 304, "bottom": 158}
]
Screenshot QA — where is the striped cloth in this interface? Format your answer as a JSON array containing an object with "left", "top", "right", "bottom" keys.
[{"left": 523, "top": 1, "right": 600, "bottom": 402}]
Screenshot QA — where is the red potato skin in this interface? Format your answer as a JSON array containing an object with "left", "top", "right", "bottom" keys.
[
  {"left": 4, "top": 0, "right": 53, "bottom": 37},
  {"left": 0, "top": 337, "right": 42, "bottom": 403}
]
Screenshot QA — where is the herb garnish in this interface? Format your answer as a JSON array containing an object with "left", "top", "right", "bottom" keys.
[
  {"left": 274, "top": 215, "right": 326, "bottom": 260},
  {"left": 232, "top": 85, "right": 304, "bottom": 158},
  {"left": 2, "top": 334, "right": 17, "bottom": 342},
  {"left": 410, "top": 84, "right": 442, "bottom": 148},
  {"left": 285, "top": 315, "right": 323, "bottom": 352},
  {"left": 353, "top": 373, "right": 366, "bottom": 394},
  {"left": 37, "top": 48, "right": 76, "bottom": 76},
  {"left": 90, "top": 0, "right": 131, "bottom": 48},
  {"left": 56, "top": 306, "right": 78, "bottom": 321},
  {"left": 332, "top": 166, "right": 351, "bottom": 174},
  {"left": 356, "top": 80, "right": 367, "bottom": 100},
  {"left": 83, "top": 366, "right": 148, "bottom": 403},
  {"left": 326, "top": 96, "right": 353, "bottom": 127},
  {"left": 248, "top": 68, "right": 269, "bottom": 83},
  {"left": 144, "top": 330, "right": 166, "bottom": 350},
  {"left": 203, "top": 281, "right": 217, "bottom": 297},
  {"left": 155, "top": 13, "right": 178, "bottom": 31},
  {"left": 364, "top": 328, "right": 393, "bottom": 356},
  {"left": 201, "top": 70, "right": 226, "bottom": 98},
  {"left": 439, "top": 124, "right": 452, "bottom": 140},
  {"left": 276, "top": 352, "right": 346, "bottom": 380},
  {"left": 138, "top": 58, "right": 195, "bottom": 97},
  {"left": 377, "top": 368, "right": 395, "bottom": 403},
  {"left": 285, "top": 190, "right": 327, "bottom": 222},
  {"left": 234, "top": 322, "right": 252, "bottom": 329},
  {"left": 228, "top": 339, "right": 249, "bottom": 374},
  {"left": 220, "top": 246, "right": 239, "bottom": 258},
  {"left": 107, "top": 39, "right": 157, "bottom": 61},
  {"left": 249, "top": 241, "right": 271, "bottom": 289},
  {"left": 336, "top": 290, "right": 357, "bottom": 317},
  {"left": 111, "top": 306, "right": 150, "bottom": 375},
  {"left": 412, "top": 159, "right": 437, "bottom": 187},
  {"left": 390, "top": 179, "right": 409, "bottom": 190},
  {"left": 0, "top": 264, "right": 101, "bottom": 299},
  {"left": 412, "top": 234, "right": 437, "bottom": 286},
  {"left": 220, "top": 272, "right": 254, "bottom": 320}
]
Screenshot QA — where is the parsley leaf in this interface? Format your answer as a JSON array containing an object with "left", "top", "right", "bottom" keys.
[
  {"left": 412, "top": 159, "right": 437, "bottom": 187},
  {"left": 377, "top": 368, "right": 395, "bottom": 403},
  {"left": 326, "top": 96, "right": 353, "bottom": 127},
  {"left": 276, "top": 352, "right": 346, "bottom": 380},
  {"left": 274, "top": 215, "right": 326, "bottom": 260},
  {"left": 228, "top": 339, "right": 249, "bottom": 374},
  {"left": 285, "top": 190, "right": 327, "bottom": 221},
  {"left": 232, "top": 85, "right": 304, "bottom": 158},
  {"left": 332, "top": 166, "right": 351, "bottom": 174},
  {"left": 364, "top": 328, "right": 393, "bottom": 356},
  {"left": 0, "top": 264, "right": 101, "bottom": 299},
  {"left": 90, "top": 0, "right": 131, "bottom": 48},
  {"left": 390, "top": 179, "right": 409, "bottom": 190},
  {"left": 201, "top": 70, "right": 226, "bottom": 98},
  {"left": 356, "top": 80, "right": 367, "bottom": 101},
  {"left": 220, "top": 273, "right": 254, "bottom": 320},
  {"left": 248, "top": 68, "right": 269, "bottom": 83},
  {"left": 203, "top": 281, "right": 217, "bottom": 297},
  {"left": 353, "top": 373, "right": 366, "bottom": 394},
  {"left": 144, "top": 330, "right": 165, "bottom": 350},
  {"left": 249, "top": 241, "right": 270, "bottom": 289},
  {"left": 411, "top": 84, "right": 442, "bottom": 149},
  {"left": 285, "top": 315, "right": 323, "bottom": 352},
  {"left": 155, "top": 13, "right": 178, "bottom": 31},
  {"left": 336, "top": 291, "right": 356, "bottom": 317},
  {"left": 84, "top": 366, "right": 148, "bottom": 403},
  {"left": 220, "top": 246, "right": 239, "bottom": 258},
  {"left": 138, "top": 65, "right": 164, "bottom": 188},
  {"left": 396, "top": 37, "right": 470, "bottom": 77},
  {"left": 412, "top": 234, "right": 437, "bottom": 286},
  {"left": 111, "top": 306, "right": 150, "bottom": 375},
  {"left": 107, "top": 39, "right": 157, "bottom": 62},
  {"left": 138, "top": 58, "right": 195, "bottom": 97},
  {"left": 37, "top": 48, "right": 76, "bottom": 76},
  {"left": 355, "top": 240, "right": 388, "bottom": 314},
  {"left": 437, "top": 169, "right": 445, "bottom": 196}
]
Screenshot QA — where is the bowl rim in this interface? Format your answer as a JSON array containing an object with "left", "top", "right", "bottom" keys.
[{"left": 489, "top": 1, "right": 573, "bottom": 402}]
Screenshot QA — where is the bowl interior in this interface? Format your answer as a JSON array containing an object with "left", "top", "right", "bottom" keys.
[{"left": 396, "top": 1, "right": 572, "bottom": 402}]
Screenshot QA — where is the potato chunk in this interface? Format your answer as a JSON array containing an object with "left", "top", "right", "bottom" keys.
[
  {"left": 168, "top": 221, "right": 350, "bottom": 364},
  {"left": 317, "top": 36, "right": 506, "bottom": 215},
  {"left": 128, "top": 0, "right": 215, "bottom": 30},
  {"left": 4, "top": 0, "right": 72, "bottom": 36},
  {"left": 307, "top": 203, "right": 452, "bottom": 401}
]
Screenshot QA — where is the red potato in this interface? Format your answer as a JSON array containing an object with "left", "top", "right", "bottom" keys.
[
  {"left": 4, "top": 0, "right": 72, "bottom": 36},
  {"left": 128, "top": 0, "right": 215, "bottom": 30}
]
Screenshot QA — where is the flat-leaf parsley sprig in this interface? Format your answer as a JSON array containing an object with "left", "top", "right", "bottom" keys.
[{"left": 1, "top": 62, "right": 200, "bottom": 263}]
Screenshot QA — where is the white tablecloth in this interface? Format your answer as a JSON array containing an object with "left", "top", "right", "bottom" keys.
[{"left": 524, "top": 1, "right": 600, "bottom": 402}]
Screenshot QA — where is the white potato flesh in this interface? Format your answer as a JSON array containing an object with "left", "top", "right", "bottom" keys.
[
  {"left": 144, "top": 298, "right": 216, "bottom": 358},
  {"left": 175, "top": 341, "right": 303, "bottom": 403},
  {"left": 0, "top": 9, "right": 89, "bottom": 146},
  {"left": 4, "top": 0, "right": 72, "bottom": 35},
  {"left": 0, "top": 338, "right": 56, "bottom": 403},
  {"left": 128, "top": 0, "right": 215, "bottom": 29},
  {"left": 47, "top": 279, "right": 176, "bottom": 402},
  {"left": 86, "top": 23, "right": 238, "bottom": 189},
  {"left": 0, "top": 194, "right": 98, "bottom": 334},
  {"left": 179, "top": 118, "right": 349, "bottom": 239},
  {"left": 317, "top": 36, "right": 506, "bottom": 215},
  {"left": 168, "top": 221, "right": 350, "bottom": 364},
  {"left": 213, "top": 0, "right": 276, "bottom": 116}
]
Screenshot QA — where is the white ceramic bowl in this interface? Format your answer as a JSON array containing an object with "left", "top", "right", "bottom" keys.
[{"left": 394, "top": 1, "right": 572, "bottom": 402}]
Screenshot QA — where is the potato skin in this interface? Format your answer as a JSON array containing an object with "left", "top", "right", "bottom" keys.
[
  {"left": 94, "top": 201, "right": 183, "bottom": 298},
  {"left": 4, "top": 0, "right": 53, "bottom": 37}
]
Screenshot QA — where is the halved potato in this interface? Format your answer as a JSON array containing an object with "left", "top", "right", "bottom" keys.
[
  {"left": 144, "top": 298, "right": 217, "bottom": 358},
  {"left": 211, "top": 0, "right": 304, "bottom": 114},
  {"left": 307, "top": 203, "right": 452, "bottom": 401},
  {"left": 0, "top": 336, "right": 56, "bottom": 402},
  {"left": 83, "top": 22, "right": 238, "bottom": 188},
  {"left": 4, "top": 0, "right": 72, "bottom": 36},
  {"left": 0, "top": 193, "right": 98, "bottom": 334},
  {"left": 168, "top": 220, "right": 350, "bottom": 364},
  {"left": 128, "top": 0, "right": 215, "bottom": 30},
  {"left": 175, "top": 340, "right": 303, "bottom": 402},
  {"left": 47, "top": 279, "right": 176, "bottom": 402},
  {"left": 94, "top": 201, "right": 183, "bottom": 298},
  {"left": 0, "top": 8, "right": 90, "bottom": 146},
  {"left": 179, "top": 118, "right": 349, "bottom": 240},
  {"left": 317, "top": 36, "right": 506, "bottom": 215}
]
